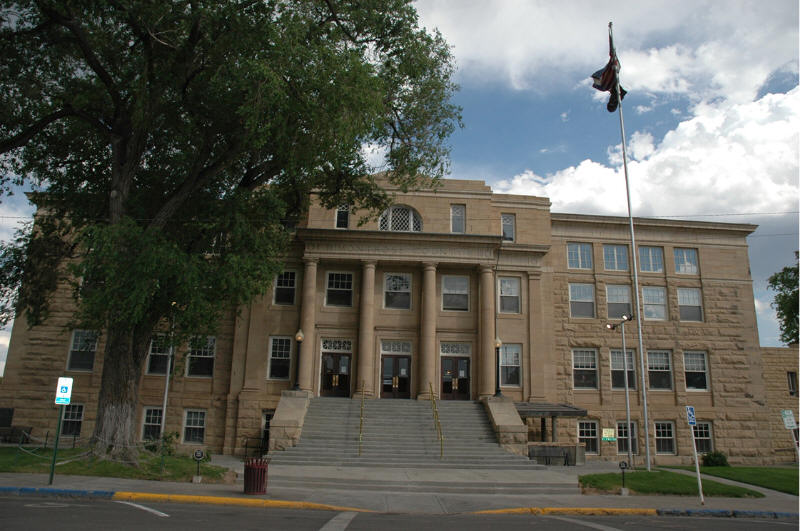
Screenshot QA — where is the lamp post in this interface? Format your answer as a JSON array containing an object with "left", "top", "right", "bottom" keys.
[
  {"left": 607, "top": 314, "right": 633, "bottom": 468},
  {"left": 293, "top": 329, "right": 304, "bottom": 391},
  {"left": 494, "top": 337, "right": 503, "bottom": 397}
]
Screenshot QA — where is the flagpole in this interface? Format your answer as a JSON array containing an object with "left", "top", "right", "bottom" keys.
[{"left": 609, "top": 21, "right": 652, "bottom": 472}]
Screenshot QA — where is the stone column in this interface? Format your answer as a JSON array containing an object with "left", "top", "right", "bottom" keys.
[
  {"left": 357, "top": 260, "right": 376, "bottom": 397},
  {"left": 298, "top": 258, "right": 318, "bottom": 392},
  {"left": 479, "top": 264, "right": 496, "bottom": 398},
  {"left": 419, "top": 262, "right": 438, "bottom": 399}
]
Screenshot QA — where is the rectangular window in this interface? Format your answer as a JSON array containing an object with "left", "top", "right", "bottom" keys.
[
  {"left": 617, "top": 421, "right": 638, "bottom": 455},
  {"left": 335, "top": 204, "right": 349, "bottom": 229},
  {"left": 142, "top": 407, "right": 163, "bottom": 441},
  {"left": 642, "top": 286, "right": 667, "bottom": 320},
  {"left": 655, "top": 421, "right": 676, "bottom": 454},
  {"left": 606, "top": 285, "right": 632, "bottom": 319},
  {"left": 693, "top": 422, "right": 713, "bottom": 453},
  {"left": 62, "top": 404, "right": 84, "bottom": 437},
  {"left": 384, "top": 273, "right": 412, "bottom": 310},
  {"left": 567, "top": 242, "right": 593, "bottom": 269},
  {"left": 674, "top": 248, "right": 699, "bottom": 274},
  {"left": 498, "top": 277, "right": 521, "bottom": 313},
  {"left": 500, "top": 344, "right": 521, "bottom": 387},
  {"left": 573, "top": 349, "right": 598, "bottom": 389},
  {"left": 788, "top": 371, "right": 798, "bottom": 396},
  {"left": 684, "top": 351, "right": 708, "bottom": 390},
  {"left": 268, "top": 337, "right": 292, "bottom": 380},
  {"left": 187, "top": 336, "right": 215, "bottom": 377},
  {"left": 67, "top": 330, "right": 98, "bottom": 372},
  {"left": 326, "top": 272, "right": 353, "bottom": 307},
  {"left": 451, "top": 204, "right": 465, "bottom": 233},
  {"left": 578, "top": 421, "right": 599, "bottom": 454},
  {"left": 569, "top": 283, "right": 595, "bottom": 318},
  {"left": 639, "top": 246, "right": 664, "bottom": 273},
  {"left": 183, "top": 410, "right": 206, "bottom": 444},
  {"left": 611, "top": 349, "right": 636, "bottom": 390},
  {"left": 603, "top": 244, "right": 629, "bottom": 271},
  {"left": 501, "top": 213, "right": 515, "bottom": 242},
  {"left": 442, "top": 275, "right": 469, "bottom": 311},
  {"left": 273, "top": 271, "right": 296, "bottom": 305},
  {"left": 678, "top": 288, "right": 703, "bottom": 321},
  {"left": 648, "top": 350, "right": 673, "bottom": 390},
  {"left": 146, "top": 335, "right": 171, "bottom": 375}
]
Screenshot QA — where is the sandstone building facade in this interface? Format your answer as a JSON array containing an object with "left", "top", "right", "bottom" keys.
[{"left": 0, "top": 178, "right": 796, "bottom": 465}]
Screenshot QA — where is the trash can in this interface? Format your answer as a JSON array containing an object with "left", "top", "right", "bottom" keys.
[{"left": 243, "top": 457, "right": 270, "bottom": 494}]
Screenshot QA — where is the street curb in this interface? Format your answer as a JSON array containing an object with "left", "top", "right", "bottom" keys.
[
  {"left": 658, "top": 508, "right": 799, "bottom": 519},
  {"left": 112, "top": 491, "right": 374, "bottom": 512},
  {"left": 0, "top": 486, "right": 115, "bottom": 498},
  {"left": 474, "top": 507, "right": 658, "bottom": 516}
]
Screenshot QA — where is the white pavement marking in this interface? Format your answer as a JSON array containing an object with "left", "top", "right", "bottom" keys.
[
  {"left": 319, "top": 511, "right": 358, "bottom": 531},
  {"left": 544, "top": 515, "right": 623, "bottom": 531},
  {"left": 114, "top": 500, "right": 170, "bottom": 518}
]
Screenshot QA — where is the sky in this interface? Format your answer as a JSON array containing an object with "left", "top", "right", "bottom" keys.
[{"left": 0, "top": 0, "right": 798, "bottom": 375}]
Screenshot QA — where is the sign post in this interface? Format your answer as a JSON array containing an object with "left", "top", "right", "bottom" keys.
[
  {"left": 780, "top": 410, "right": 799, "bottom": 463},
  {"left": 49, "top": 377, "right": 73, "bottom": 485},
  {"left": 686, "top": 405, "right": 704, "bottom": 505}
]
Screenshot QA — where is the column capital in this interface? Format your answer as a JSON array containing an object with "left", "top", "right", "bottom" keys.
[
  {"left": 361, "top": 259, "right": 377, "bottom": 269},
  {"left": 422, "top": 261, "right": 438, "bottom": 271},
  {"left": 479, "top": 263, "right": 495, "bottom": 274},
  {"left": 303, "top": 257, "right": 319, "bottom": 265}
]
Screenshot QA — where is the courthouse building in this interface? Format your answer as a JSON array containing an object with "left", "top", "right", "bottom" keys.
[{"left": 0, "top": 177, "right": 797, "bottom": 464}]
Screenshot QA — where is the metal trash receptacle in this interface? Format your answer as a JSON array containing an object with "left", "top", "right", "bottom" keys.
[{"left": 243, "top": 457, "right": 270, "bottom": 494}]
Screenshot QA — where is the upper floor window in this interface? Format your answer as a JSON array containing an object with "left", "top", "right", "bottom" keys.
[
  {"left": 611, "top": 349, "right": 636, "bottom": 390},
  {"left": 268, "top": 336, "right": 292, "bottom": 380},
  {"left": 569, "top": 283, "right": 595, "bottom": 318},
  {"left": 442, "top": 275, "right": 469, "bottom": 311},
  {"left": 451, "top": 204, "right": 466, "bottom": 233},
  {"left": 326, "top": 272, "right": 353, "bottom": 307},
  {"left": 335, "top": 205, "right": 350, "bottom": 229},
  {"left": 604, "top": 244, "right": 629, "bottom": 271},
  {"left": 642, "top": 286, "right": 667, "bottom": 320},
  {"left": 67, "top": 330, "right": 99, "bottom": 372},
  {"left": 573, "top": 349, "right": 598, "bottom": 389},
  {"left": 187, "top": 336, "right": 215, "bottom": 377},
  {"left": 647, "top": 350, "right": 673, "bottom": 390},
  {"left": 273, "top": 271, "right": 296, "bottom": 305},
  {"left": 684, "top": 351, "right": 709, "bottom": 390},
  {"left": 789, "top": 371, "right": 798, "bottom": 396},
  {"left": 677, "top": 287, "right": 703, "bottom": 321},
  {"left": 498, "top": 277, "right": 521, "bottom": 313},
  {"left": 379, "top": 205, "right": 422, "bottom": 232},
  {"left": 501, "top": 213, "right": 515, "bottom": 242},
  {"left": 674, "top": 248, "right": 699, "bottom": 274},
  {"left": 384, "top": 273, "right": 412, "bottom": 310},
  {"left": 567, "top": 242, "right": 593, "bottom": 269},
  {"left": 639, "top": 246, "right": 664, "bottom": 273},
  {"left": 146, "top": 335, "right": 172, "bottom": 375},
  {"left": 499, "top": 344, "right": 521, "bottom": 387},
  {"left": 606, "top": 285, "right": 632, "bottom": 319}
]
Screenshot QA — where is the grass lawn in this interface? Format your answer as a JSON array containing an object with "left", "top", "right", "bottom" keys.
[
  {"left": 579, "top": 470, "right": 764, "bottom": 497},
  {"left": 667, "top": 466, "right": 798, "bottom": 496},
  {"left": 0, "top": 446, "right": 231, "bottom": 483}
]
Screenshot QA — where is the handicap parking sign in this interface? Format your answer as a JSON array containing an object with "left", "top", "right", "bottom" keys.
[
  {"left": 55, "top": 377, "right": 73, "bottom": 405},
  {"left": 686, "top": 405, "right": 696, "bottom": 426}
]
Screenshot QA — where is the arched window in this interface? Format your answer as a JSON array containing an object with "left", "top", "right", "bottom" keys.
[{"left": 379, "top": 205, "right": 422, "bottom": 232}]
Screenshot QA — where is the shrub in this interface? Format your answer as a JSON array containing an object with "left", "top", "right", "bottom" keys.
[{"left": 702, "top": 450, "right": 729, "bottom": 467}]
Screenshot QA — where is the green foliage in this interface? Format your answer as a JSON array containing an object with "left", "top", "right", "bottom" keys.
[
  {"left": 767, "top": 252, "right": 799, "bottom": 345},
  {"left": 143, "top": 431, "right": 179, "bottom": 456},
  {"left": 697, "top": 466, "right": 799, "bottom": 496},
  {"left": 579, "top": 470, "right": 763, "bottom": 497},
  {"left": 701, "top": 450, "right": 729, "bottom": 467}
]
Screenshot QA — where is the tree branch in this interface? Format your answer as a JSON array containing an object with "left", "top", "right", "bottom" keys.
[{"left": 0, "top": 109, "right": 69, "bottom": 154}]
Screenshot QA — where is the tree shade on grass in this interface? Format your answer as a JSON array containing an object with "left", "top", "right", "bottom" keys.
[{"left": 579, "top": 470, "right": 764, "bottom": 497}]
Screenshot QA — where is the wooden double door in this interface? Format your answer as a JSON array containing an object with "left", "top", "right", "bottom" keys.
[
  {"left": 381, "top": 355, "right": 411, "bottom": 399},
  {"left": 320, "top": 353, "right": 351, "bottom": 397},
  {"left": 441, "top": 357, "right": 470, "bottom": 400}
]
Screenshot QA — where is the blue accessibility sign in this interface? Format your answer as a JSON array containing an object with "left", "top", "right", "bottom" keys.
[{"left": 686, "top": 405, "right": 696, "bottom": 426}]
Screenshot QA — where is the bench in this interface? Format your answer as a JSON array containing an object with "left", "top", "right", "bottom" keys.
[{"left": 528, "top": 445, "right": 568, "bottom": 465}]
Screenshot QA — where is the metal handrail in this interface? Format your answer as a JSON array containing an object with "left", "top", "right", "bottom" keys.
[
  {"left": 358, "top": 380, "right": 366, "bottom": 456},
  {"left": 428, "top": 382, "right": 444, "bottom": 458}
]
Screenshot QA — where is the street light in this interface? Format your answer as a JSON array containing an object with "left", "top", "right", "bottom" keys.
[
  {"left": 606, "top": 314, "right": 633, "bottom": 468},
  {"left": 292, "top": 329, "right": 304, "bottom": 391},
  {"left": 494, "top": 337, "right": 503, "bottom": 397}
]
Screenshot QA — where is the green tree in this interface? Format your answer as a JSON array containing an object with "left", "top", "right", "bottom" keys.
[
  {"left": 0, "top": 0, "right": 460, "bottom": 456},
  {"left": 767, "top": 252, "right": 799, "bottom": 345}
]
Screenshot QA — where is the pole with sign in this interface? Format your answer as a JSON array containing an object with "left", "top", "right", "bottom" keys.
[
  {"left": 49, "top": 377, "right": 73, "bottom": 485},
  {"left": 780, "top": 410, "right": 799, "bottom": 463},
  {"left": 686, "top": 405, "right": 704, "bottom": 505}
]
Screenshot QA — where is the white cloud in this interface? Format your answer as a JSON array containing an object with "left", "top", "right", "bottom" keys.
[{"left": 361, "top": 142, "right": 389, "bottom": 172}]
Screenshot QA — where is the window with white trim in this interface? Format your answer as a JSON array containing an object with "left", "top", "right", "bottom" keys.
[
  {"left": 451, "top": 204, "right": 465, "bottom": 233},
  {"left": 498, "top": 277, "right": 521, "bottom": 313},
  {"left": 384, "top": 273, "right": 411, "bottom": 310},
  {"left": 183, "top": 409, "right": 206, "bottom": 443},
  {"left": 578, "top": 421, "right": 599, "bottom": 454},
  {"left": 62, "top": 404, "right": 84, "bottom": 437},
  {"left": 273, "top": 271, "right": 296, "bottom": 305},
  {"left": 335, "top": 205, "right": 350, "bottom": 229},
  {"left": 788, "top": 371, "right": 798, "bottom": 396},
  {"left": 567, "top": 242, "right": 593, "bottom": 269},
  {"left": 647, "top": 350, "right": 673, "bottom": 390},
  {"left": 379, "top": 205, "right": 422, "bottom": 232},
  {"left": 639, "top": 246, "right": 664, "bottom": 273},
  {"left": 501, "top": 213, "right": 515, "bottom": 242},
  {"left": 573, "top": 349, "right": 598, "bottom": 389},
  {"left": 146, "top": 335, "right": 171, "bottom": 375},
  {"left": 617, "top": 421, "right": 638, "bottom": 454},
  {"left": 187, "top": 336, "right": 215, "bottom": 377},
  {"left": 683, "top": 351, "right": 708, "bottom": 390},
  {"left": 693, "top": 422, "right": 713, "bottom": 453},
  {"left": 142, "top": 407, "right": 163, "bottom": 441},
  {"left": 677, "top": 288, "right": 703, "bottom": 321},
  {"left": 326, "top": 272, "right": 353, "bottom": 307},
  {"left": 674, "top": 248, "right": 698, "bottom": 274},
  {"left": 67, "top": 330, "right": 98, "bottom": 372},
  {"left": 442, "top": 275, "right": 469, "bottom": 311},
  {"left": 569, "top": 283, "right": 595, "bottom": 318},
  {"left": 642, "top": 286, "right": 667, "bottom": 320},
  {"left": 603, "top": 244, "right": 629, "bottom": 271},
  {"left": 499, "top": 344, "right": 521, "bottom": 387},
  {"left": 606, "top": 285, "right": 631, "bottom": 319},
  {"left": 655, "top": 421, "right": 676, "bottom": 454},
  {"left": 611, "top": 349, "right": 636, "bottom": 390},
  {"left": 268, "top": 336, "right": 292, "bottom": 380}
]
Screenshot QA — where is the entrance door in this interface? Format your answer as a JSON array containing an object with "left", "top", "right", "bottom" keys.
[
  {"left": 441, "top": 357, "right": 470, "bottom": 400},
  {"left": 381, "top": 356, "right": 411, "bottom": 399},
  {"left": 320, "top": 353, "right": 351, "bottom": 397}
]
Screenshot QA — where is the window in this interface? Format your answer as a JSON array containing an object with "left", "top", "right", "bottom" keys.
[
  {"left": 62, "top": 404, "right": 84, "bottom": 437},
  {"left": 499, "top": 344, "right": 521, "bottom": 386},
  {"left": 684, "top": 351, "right": 708, "bottom": 390},
  {"left": 578, "top": 421, "right": 599, "bottom": 454},
  {"left": 273, "top": 271, "right": 296, "bottom": 305},
  {"left": 379, "top": 205, "right": 422, "bottom": 232},
  {"left": 678, "top": 288, "right": 703, "bottom": 321},
  {"left": 567, "top": 242, "right": 593, "bottom": 269},
  {"left": 326, "top": 272, "right": 353, "bottom": 307},
  {"left": 335, "top": 204, "right": 349, "bottom": 229},
  {"left": 501, "top": 213, "right": 515, "bottom": 242},
  {"left": 617, "top": 421, "right": 638, "bottom": 454},
  {"left": 498, "top": 277, "right": 521, "bottom": 313},
  {"left": 451, "top": 204, "right": 465, "bottom": 233},
  {"left": 642, "top": 286, "right": 667, "bottom": 320},
  {"left": 146, "top": 335, "right": 171, "bottom": 375},
  {"left": 569, "top": 283, "right": 595, "bottom": 318},
  {"left": 268, "top": 337, "right": 292, "bottom": 380},
  {"left": 142, "top": 407, "right": 163, "bottom": 441},
  {"left": 604, "top": 244, "right": 628, "bottom": 271},
  {"left": 606, "top": 285, "right": 632, "bottom": 319},
  {"left": 611, "top": 349, "right": 636, "bottom": 390},
  {"left": 639, "top": 246, "right": 664, "bottom": 273},
  {"left": 384, "top": 273, "right": 411, "bottom": 310},
  {"left": 788, "top": 371, "right": 798, "bottom": 396},
  {"left": 674, "top": 248, "right": 698, "bottom": 274},
  {"left": 654, "top": 421, "right": 675, "bottom": 454},
  {"left": 693, "top": 422, "right": 713, "bottom": 453},
  {"left": 573, "top": 349, "right": 598, "bottom": 389},
  {"left": 442, "top": 275, "right": 469, "bottom": 311},
  {"left": 67, "top": 330, "right": 98, "bottom": 371},
  {"left": 647, "top": 350, "right": 673, "bottom": 390},
  {"left": 187, "top": 336, "right": 215, "bottom": 377},
  {"left": 183, "top": 410, "right": 206, "bottom": 443}
]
